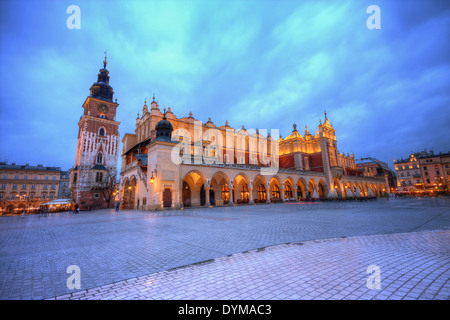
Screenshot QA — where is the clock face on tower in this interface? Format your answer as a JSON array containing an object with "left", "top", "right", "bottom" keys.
[{"left": 97, "top": 104, "right": 109, "bottom": 113}]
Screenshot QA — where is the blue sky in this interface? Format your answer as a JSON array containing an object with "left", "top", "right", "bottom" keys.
[{"left": 0, "top": 0, "right": 449, "bottom": 171}]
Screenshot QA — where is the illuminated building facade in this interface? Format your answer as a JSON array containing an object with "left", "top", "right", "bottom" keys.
[
  {"left": 69, "top": 56, "right": 120, "bottom": 210},
  {"left": 0, "top": 162, "right": 62, "bottom": 214},
  {"left": 120, "top": 99, "right": 389, "bottom": 210},
  {"left": 393, "top": 150, "right": 450, "bottom": 193},
  {"left": 355, "top": 159, "right": 396, "bottom": 192},
  {"left": 393, "top": 153, "right": 422, "bottom": 191}
]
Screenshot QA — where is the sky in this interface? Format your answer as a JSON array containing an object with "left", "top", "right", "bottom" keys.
[{"left": 0, "top": 0, "right": 449, "bottom": 171}]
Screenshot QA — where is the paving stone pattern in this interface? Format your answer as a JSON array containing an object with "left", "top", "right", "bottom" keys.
[{"left": 0, "top": 197, "right": 449, "bottom": 300}]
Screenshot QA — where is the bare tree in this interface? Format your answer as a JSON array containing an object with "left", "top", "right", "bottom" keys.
[{"left": 91, "top": 170, "right": 117, "bottom": 208}]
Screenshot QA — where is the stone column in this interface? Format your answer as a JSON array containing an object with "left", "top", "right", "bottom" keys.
[
  {"left": 266, "top": 182, "right": 271, "bottom": 203},
  {"left": 228, "top": 182, "right": 234, "bottom": 206},
  {"left": 249, "top": 188, "right": 254, "bottom": 204},
  {"left": 205, "top": 187, "right": 211, "bottom": 207},
  {"left": 280, "top": 183, "right": 285, "bottom": 203}
]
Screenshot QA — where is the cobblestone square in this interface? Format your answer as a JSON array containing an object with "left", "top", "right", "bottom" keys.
[{"left": 0, "top": 197, "right": 449, "bottom": 300}]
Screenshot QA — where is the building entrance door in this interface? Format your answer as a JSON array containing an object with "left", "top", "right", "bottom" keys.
[{"left": 163, "top": 188, "right": 172, "bottom": 208}]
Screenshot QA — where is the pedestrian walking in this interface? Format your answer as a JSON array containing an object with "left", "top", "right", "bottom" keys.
[
  {"left": 115, "top": 202, "right": 119, "bottom": 212},
  {"left": 73, "top": 203, "right": 79, "bottom": 214}
]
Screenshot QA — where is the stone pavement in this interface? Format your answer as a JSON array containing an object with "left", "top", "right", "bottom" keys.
[
  {"left": 0, "top": 197, "right": 449, "bottom": 300},
  {"left": 50, "top": 229, "right": 450, "bottom": 300}
]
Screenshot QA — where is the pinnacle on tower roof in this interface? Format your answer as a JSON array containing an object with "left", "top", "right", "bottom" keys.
[
  {"left": 103, "top": 50, "right": 107, "bottom": 69},
  {"left": 89, "top": 53, "right": 114, "bottom": 102}
]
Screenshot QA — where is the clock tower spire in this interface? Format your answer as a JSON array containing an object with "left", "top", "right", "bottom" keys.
[{"left": 70, "top": 55, "right": 121, "bottom": 210}]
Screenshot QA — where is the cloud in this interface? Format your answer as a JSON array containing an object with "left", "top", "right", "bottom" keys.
[{"left": 0, "top": 0, "right": 449, "bottom": 171}]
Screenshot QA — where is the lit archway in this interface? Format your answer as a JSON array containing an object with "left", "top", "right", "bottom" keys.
[{"left": 183, "top": 170, "right": 207, "bottom": 206}]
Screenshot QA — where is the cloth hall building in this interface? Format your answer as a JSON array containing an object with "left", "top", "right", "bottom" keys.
[{"left": 119, "top": 98, "right": 390, "bottom": 210}]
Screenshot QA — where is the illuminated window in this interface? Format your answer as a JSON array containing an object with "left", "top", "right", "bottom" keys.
[
  {"left": 222, "top": 184, "right": 229, "bottom": 202},
  {"left": 285, "top": 185, "right": 293, "bottom": 199},
  {"left": 271, "top": 185, "right": 280, "bottom": 199},
  {"left": 258, "top": 184, "right": 266, "bottom": 201}
]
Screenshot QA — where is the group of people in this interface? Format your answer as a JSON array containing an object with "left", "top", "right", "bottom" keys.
[
  {"left": 69, "top": 202, "right": 120, "bottom": 213},
  {"left": 17, "top": 202, "right": 121, "bottom": 217}
]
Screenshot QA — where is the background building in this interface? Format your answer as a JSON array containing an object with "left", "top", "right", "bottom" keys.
[
  {"left": 355, "top": 158, "right": 396, "bottom": 193},
  {"left": 0, "top": 162, "right": 64, "bottom": 214},
  {"left": 58, "top": 170, "right": 71, "bottom": 199},
  {"left": 393, "top": 149, "right": 450, "bottom": 193}
]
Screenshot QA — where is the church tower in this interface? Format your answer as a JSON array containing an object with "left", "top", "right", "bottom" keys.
[{"left": 69, "top": 54, "right": 120, "bottom": 210}]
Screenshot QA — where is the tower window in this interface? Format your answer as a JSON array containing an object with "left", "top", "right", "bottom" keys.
[
  {"left": 97, "top": 153, "right": 103, "bottom": 164},
  {"left": 99, "top": 128, "right": 105, "bottom": 136},
  {"left": 95, "top": 172, "right": 103, "bottom": 183}
]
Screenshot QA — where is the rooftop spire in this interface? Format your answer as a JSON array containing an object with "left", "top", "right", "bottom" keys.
[
  {"left": 89, "top": 52, "right": 113, "bottom": 102},
  {"left": 103, "top": 50, "right": 107, "bottom": 69}
]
